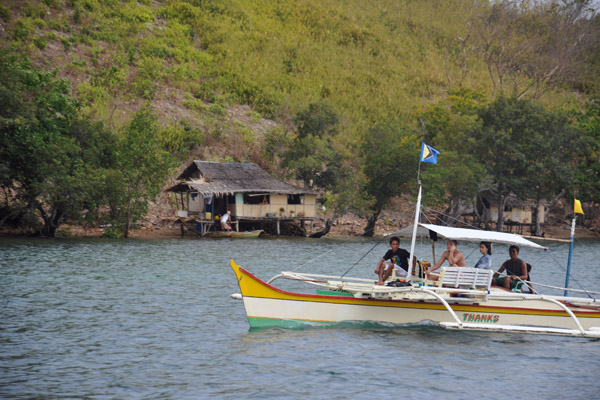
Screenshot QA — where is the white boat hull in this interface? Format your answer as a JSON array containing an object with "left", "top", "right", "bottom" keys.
[
  {"left": 231, "top": 260, "right": 600, "bottom": 336},
  {"left": 242, "top": 294, "right": 599, "bottom": 331}
]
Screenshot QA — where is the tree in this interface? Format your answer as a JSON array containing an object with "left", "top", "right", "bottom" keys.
[
  {"left": 106, "top": 108, "right": 175, "bottom": 238},
  {"left": 519, "top": 110, "right": 584, "bottom": 234},
  {"left": 466, "top": 0, "right": 599, "bottom": 99},
  {"left": 472, "top": 96, "right": 582, "bottom": 231},
  {"left": 0, "top": 56, "right": 115, "bottom": 236},
  {"left": 360, "top": 124, "right": 419, "bottom": 236},
  {"left": 282, "top": 102, "right": 343, "bottom": 189},
  {"left": 415, "top": 88, "right": 487, "bottom": 224},
  {"left": 574, "top": 97, "right": 600, "bottom": 223}
]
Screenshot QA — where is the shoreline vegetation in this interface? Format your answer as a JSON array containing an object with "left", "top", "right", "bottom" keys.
[{"left": 1, "top": 1, "right": 599, "bottom": 240}]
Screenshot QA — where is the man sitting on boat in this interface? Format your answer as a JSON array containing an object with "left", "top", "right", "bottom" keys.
[
  {"left": 426, "top": 240, "right": 466, "bottom": 280},
  {"left": 494, "top": 245, "right": 528, "bottom": 292},
  {"left": 375, "top": 236, "right": 415, "bottom": 285}
]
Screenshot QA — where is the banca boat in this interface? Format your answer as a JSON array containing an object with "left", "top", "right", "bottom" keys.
[
  {"left": 205, "top": 229, "right": 264, "bottom": 239},
  {"left": 231, "top": 186, "right": 600, "bottom": 338}
]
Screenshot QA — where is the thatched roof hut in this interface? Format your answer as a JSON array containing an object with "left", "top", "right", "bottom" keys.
[
  {"left": 167, "top": 161, "right": 313, "bottom": 196},
  {"left": 167, "top": 161, "right": 319, "bottom": 222}
]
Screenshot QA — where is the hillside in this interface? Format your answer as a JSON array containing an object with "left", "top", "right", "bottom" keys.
[
  {"left": 1, "top": 0, "right": 599, "bottom": 237},
  {"left": 0, "top": 1, "right": 510, "bottom": 157}
]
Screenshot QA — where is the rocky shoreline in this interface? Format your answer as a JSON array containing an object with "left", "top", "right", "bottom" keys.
[{"left": 5, "top": 213, "right": 594, "bottom": 240}]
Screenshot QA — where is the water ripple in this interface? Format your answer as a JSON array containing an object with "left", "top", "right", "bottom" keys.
[{"left": 1, "top": 237, "right": 600, "bottom": 399}]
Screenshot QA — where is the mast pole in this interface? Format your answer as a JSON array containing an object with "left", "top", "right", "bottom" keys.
[
  {"left": 406, "top": 182, "right": 422, "bottom": 281},
  {"left": 563, "top": 216, "right": 576, "bottom": 297}
]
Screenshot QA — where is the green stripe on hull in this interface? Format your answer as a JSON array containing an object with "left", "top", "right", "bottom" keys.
[
  {"left": 315, "top": 289, "right": 354, "bottom": 297},
  {"left": 247, "top": 317, "right": 335, "bottom": 329}
]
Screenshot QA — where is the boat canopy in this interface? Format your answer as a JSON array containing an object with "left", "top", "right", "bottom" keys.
[{"left": 395, "top": 223, "right": 547, "bottom": 250}]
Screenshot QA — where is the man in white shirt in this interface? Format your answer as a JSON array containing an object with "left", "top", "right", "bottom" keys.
[{"left": 220, "top": 210, "right": 232, "bottom": 231}]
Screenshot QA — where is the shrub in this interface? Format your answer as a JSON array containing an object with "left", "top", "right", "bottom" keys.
[
  {"left": 23, "top": 3, "right": 47, "bottom": 19},
  {"left": 61, "top": 38, "right": 71, "bottom": 50},
  {"left": 33, "top": 36, "right": 48, "bottom": 49},
  {"left": 158, "top": 123, "right": 204, "bottom": 155},
  {"left": 194, "top": 82, "right": 217, "bottom": 103},
  {"left": 0, "top": 6, "right": 11, "bottom": 21},
  {"left": 182, "top": 98, "right": 207, "bottom": 112},
  {"left": 209, "top": 104, "right": 225, "bottom": 115},
  {"left": 119, "top": 3, "right": 154, "bottom": 23},
  {"left": 13, "top": 18, "right": 34, "bottom": 40}
]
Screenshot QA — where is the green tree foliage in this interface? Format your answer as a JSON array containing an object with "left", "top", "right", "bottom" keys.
[
  {"left": 472, "top": 96, "right": 583, "bottom": 231},
  {"left": 295, "top": 102, "right": 339, "bottom": 138},
  {"left": 415, "top": 88, "right": 486, "bottom": 220},
  {"left": 105, "top": 108, "right": 176, "bottom": 238},
  {"left": 0, "top": 56, "right": 115, "bottom": 236},
  {"left": 283, "top": 102, "right": 343, "bottom": 189},
  {"left": 574, "top": 97, "right": 600, "bottom": 210},
  {"left": 0, "top": 57, "right": 174, "bottom": 237},
  {"left": 360, "top": 124, "right": 419, "bottom": 236}
]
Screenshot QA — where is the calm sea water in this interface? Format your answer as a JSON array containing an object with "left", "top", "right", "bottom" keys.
[{"left": 1, "top": 236, "right": 599, "bottom": 399}]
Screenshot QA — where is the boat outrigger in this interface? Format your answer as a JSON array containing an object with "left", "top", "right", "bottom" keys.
[{"left": 231, "top": 146, "right": 600, "bottom": 337}]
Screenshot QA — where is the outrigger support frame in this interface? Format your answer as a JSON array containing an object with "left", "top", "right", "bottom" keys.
[{"left": 438, "top": 293, "right": 597, "bottom": 337}]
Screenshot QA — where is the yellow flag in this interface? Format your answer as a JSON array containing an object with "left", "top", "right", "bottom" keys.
[{"left": 574, "top": 199, "right": 584, "bottom": 215}]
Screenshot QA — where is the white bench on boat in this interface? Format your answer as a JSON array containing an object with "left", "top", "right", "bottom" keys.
[{"left": 437, "top": 267, "right": 493, "bottom": 290}]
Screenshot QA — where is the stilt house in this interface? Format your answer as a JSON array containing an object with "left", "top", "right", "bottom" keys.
[
  {"left": 167, "top": 161, "right": 318, "bottom": 225},
  {"left": 478, "top": 191, "right": 546, "bottom": 232}
]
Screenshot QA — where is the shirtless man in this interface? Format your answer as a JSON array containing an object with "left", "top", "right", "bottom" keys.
[{"left": 426, "top": 239, "right": 465, "bottom": 278}]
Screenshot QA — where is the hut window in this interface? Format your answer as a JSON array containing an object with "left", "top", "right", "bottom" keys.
[
  {"left": 288, "top": 194, "right": 301, "bottom": 205},
  {"left": 243, "top": 194, "right": 267, "bottom": 205}
]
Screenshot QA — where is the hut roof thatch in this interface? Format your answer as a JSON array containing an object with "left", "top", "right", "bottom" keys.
[{"left": 166, "top": 161, "right": 314, "bottom": 196}]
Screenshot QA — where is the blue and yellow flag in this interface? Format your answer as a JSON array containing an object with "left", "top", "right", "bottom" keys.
[{"left": 420, "top": 142, "right": 440, "bottom": 164}]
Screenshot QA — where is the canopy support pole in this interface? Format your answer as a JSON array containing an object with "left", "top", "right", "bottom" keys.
[{"left": 406, "top": 183, "right": 422, "bottom": 281}]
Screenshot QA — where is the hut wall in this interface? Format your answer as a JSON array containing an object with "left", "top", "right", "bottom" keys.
[
  {"left": 489, "top": 205, "right": 544, "bottom": 224},
  {"left": 188, "top": 192, "right": 203, "bottom": 213},
  {"left": 231, "top": 193, "right": 317, "bottom": 218}
]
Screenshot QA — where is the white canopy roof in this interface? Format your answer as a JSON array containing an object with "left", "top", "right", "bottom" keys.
[{"left": 395, "top": 223, "right": 547, "bottom": 250}]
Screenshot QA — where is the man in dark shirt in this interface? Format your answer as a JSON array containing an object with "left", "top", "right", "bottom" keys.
[
  {"left": 374, "top": 236, "right": 414, "bottom": 285},
  {"left": 494, "top": 245, "right": 528, "bottom": 291}
]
